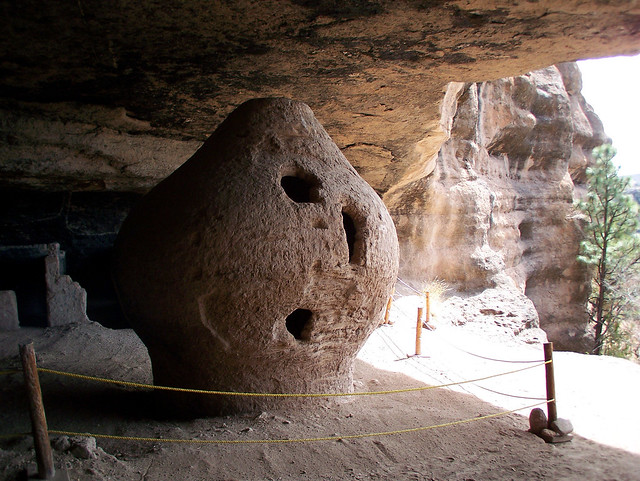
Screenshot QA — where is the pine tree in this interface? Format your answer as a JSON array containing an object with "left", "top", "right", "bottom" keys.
[{"left": 577, "top": 144, "right": 640, "bottom": 355}]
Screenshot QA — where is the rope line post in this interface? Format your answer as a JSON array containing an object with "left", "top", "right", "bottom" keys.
[
  {"left": 20, "top": 343, "right": 55, "bottom": 480},
  {"left": 425, "top": 291, "right": 430, "bottom": 326},
  {"left": 415, "top": 307, "right": 423, "bottom": 356},
  {"left": 383, "top": 287, "right": 395, "bottom": 324},
  {"left": 543, "top": 342, "right": 557, "bottom": 425}
]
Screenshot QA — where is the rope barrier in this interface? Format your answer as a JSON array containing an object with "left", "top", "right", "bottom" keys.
[
  {"left": 0, "top": 369, "right": 21, "bottom": 376},
  {"left": 375, "top": 328, "right": 546, "bottom": 401},
  {"left": 396, "top": 277, "right": 423, "bottom": 295},
  {"left": 432, "top": 332, "right": 545, "bottom": 364},
  {"left": 36, "top": 362, "right": 549, "bottom": 398},
  {"left": 0, "top": 432, "right": 30, "bottom": 440},
  {"left": 473, "top": 384, "right": 548, "bottom": 401},
  {"left": 386, "top": 286, "right": 545, "bottom": 365},
  {"left": 38, "top": 400, "right": 550, "bottom": 445}
]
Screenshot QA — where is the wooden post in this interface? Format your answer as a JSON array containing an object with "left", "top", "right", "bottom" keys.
[
  {"left": 383, "top": 288, "right": 394, "bottom": 324},
  {"left": 544, "top": 342, "right": 557, "bottom": 425},
  {"left": 415, "top": 307, "right": 423, "bottom": 356},
  {"left": 20, "top": 343, "right": 55, "bottom": 480},
  {"left": 425, "top": 291, "right": 430, "bottom": 326}
]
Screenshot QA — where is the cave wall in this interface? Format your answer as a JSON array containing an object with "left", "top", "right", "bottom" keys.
[
  {"left": 1, "top": 1, "right": 640, "bottom": 346},
  {"left": 0, "top": 190, "right": 140, "bottom": 327},
  {"left": 392, "top": 62, "right": 608, "bottom": 351}
]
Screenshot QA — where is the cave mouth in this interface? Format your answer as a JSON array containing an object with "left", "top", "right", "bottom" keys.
[{"left": 285, "top": 308, "right": 313, "bottom": 341}]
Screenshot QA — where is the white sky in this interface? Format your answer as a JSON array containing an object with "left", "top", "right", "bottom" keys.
[{"left": 577, "top": 54, "right": 640, "bottom": 176}]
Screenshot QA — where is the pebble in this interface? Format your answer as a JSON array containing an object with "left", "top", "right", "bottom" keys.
[{"left": 528, "top": 408, "right": 548, "bottom": 434}]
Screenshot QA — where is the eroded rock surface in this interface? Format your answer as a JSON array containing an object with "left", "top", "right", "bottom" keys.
[
  {"left": 112, "top": 98, "right": 399, "bottom": 414},
  {"left": 1, "top": 1, "right": 639, "bottom": 194},
  {"left": 393, "top": 63, "right": 607, "bottom": 351}
]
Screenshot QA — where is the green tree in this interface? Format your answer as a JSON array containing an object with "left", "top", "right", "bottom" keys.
[{"left": 577, "top": 144, "right": 640, "bottom": 356}]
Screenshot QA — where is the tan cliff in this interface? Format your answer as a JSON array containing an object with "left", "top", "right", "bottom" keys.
[{"left": 391, "top": 62, "right": 608, "bottom": 351}]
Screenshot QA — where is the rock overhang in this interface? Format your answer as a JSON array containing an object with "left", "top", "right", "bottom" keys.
[{"left": 1, "top": 1, "right": 639, "bottom": 195}]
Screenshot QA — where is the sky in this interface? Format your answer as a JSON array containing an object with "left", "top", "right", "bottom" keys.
[{"left": 577, "top": 54, "right": 640, "bottom": 176}]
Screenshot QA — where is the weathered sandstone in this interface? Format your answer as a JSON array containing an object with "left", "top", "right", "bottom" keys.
[
  {"left": 393, "top": 63, "right": 608, "bottom": 351},
  {"left": 112, "top": 98, "right": 399, "bottom": 414}
]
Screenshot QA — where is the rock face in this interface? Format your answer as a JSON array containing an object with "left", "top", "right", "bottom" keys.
[
  {"left": 0, "top": 291, "right": 19, "bottom": 331},
  {"left": 392, "top": 63, "right": 607, "bottom": 351},
  {"left": 1, "top": 2, "right": 639, "bottom": 194},
  {"left": 45, "top": 243, "right": 90, "bottom": 326},
  {"left": 112, "top": 98, "right": 399, "bottom": 414}
]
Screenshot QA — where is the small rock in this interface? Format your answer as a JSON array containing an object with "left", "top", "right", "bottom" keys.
[
  {"left": 550, "top": 418, "right": 574, "bottom": 435},
  {"left": 538, "top": 429, "right": 556, "bottom": 443},
  {"left": 69, "top": 436, "right": 98, "bottom": 459},
  {"left": 240, "top": 427, "right": 253, "bottom": 433},
  {"left": 548, "top": 433, "right": 573, "bottom": 444},
  {"left": 50, "top": 435, "right": 71, "bottom": 452},
  {"left": 528, "top": 408, "right": 548, "bottom": 434}
]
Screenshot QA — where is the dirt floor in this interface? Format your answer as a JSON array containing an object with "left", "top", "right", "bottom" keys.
[{"left": 1, "top": 294, "right": 639, "bottom": 480}]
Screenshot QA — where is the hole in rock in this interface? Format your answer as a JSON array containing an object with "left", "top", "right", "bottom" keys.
[
  {"left": 342, "top": 210, "right": 357, "bottom": 263},
  {"left": 285, "top": 308, "right": 313, "bottom": 341},
  {"left": 281, "top": 176, "right": 313, "bottom": 203}
]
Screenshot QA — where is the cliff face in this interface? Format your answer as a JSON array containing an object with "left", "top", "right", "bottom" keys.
[{"left": 392, "top": 62, "right": 608, "bottom": 351}]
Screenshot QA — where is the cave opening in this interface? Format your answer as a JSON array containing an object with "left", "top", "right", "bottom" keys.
[{"left": 285, "top": 308, "right": 313, "bottom": 341}]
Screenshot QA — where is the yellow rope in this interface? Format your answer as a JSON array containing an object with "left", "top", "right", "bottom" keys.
[
  {"left": 0, "top": 369, "right": 21, "bottom": 376},
  {"left": 46, "top": 400, "right": 549, "bottom": 445},
  {"left": 0, "top": 432, "right": 29, "bottom": 440},
  {"left": 37, "top": 361, "right": 549, "bottom": 398}
]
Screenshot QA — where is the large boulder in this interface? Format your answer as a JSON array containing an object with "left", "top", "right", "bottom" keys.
[{"left": 112, "top": 98, "right": 399, "bottom": 415}]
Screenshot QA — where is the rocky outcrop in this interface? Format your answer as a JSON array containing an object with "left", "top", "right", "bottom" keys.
[
  {"left": 112, "top": 99, "right": 398, "bottom": 414},
  {"left": 393, "top": 63, "right": 608, "bottom": 351},
  {"left": 1, "top": 1, "right": 639, "bottom": 195},
  {"left": 45, "top": 243, "right": 90, "bottom": 326}
]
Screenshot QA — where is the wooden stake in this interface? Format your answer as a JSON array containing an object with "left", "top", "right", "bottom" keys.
[
  {"left": 383, "top": 288, "right": 394, "bottom": 324},
  {"left": 20, "top": 343, "right": 55, "bottom": 480},
  {"left": 425, "top": 291, "right": 430, "bottom": 326},
  {"left": 544, "top": 342, "right": 557, "bottom": 425},
  {"left": 415, "top": 307, "right": 423, "bottom": 356}
]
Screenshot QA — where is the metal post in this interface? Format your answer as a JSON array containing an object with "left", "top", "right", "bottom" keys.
[
  {"left": 20, "top": 343, "right": 55, "bottom": 480},
  {"left": 415, "top": 307, "right": 423, "bottom": 356},
  {"left": 543, "top": 342, "right": 557, "bottom": 425}
]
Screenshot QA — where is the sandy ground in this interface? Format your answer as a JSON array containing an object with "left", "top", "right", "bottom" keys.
[{"left": 1, "top": 294, "right": 639, "bottom": 480}]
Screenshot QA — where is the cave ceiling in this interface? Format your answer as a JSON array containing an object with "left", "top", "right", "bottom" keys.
[{"left": 1, "top": 0, "right": 639, "bottom": 196}]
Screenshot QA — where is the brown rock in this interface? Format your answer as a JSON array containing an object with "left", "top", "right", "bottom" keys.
[
  {"left": 538, "top": 428, "right": 557, "bottom": 443},
  {"left": 113, "top": 98, "right": 399, "bottom": 415},
  {"left": 529, "top": 408, "right": 548, "bottom": 435},
  {"left": 1, "top": 2, "right": 639, "bottom": 194},
  {"left": 550, "top": 418, "right": 574, "bottom": 436}
]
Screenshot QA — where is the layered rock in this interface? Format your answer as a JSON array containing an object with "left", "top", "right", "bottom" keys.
[
  {"left": 112, "top": 98, "right": 398, "bottom": 414},
  {"left": 1, "top": 1, "right": 639, "bottom": 194},
  {"left": 392, "top": 63, "right": 607, "bottom": 351}
]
